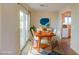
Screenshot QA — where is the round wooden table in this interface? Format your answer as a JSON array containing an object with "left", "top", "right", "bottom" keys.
[{"left": 34, "top": 31, "right": 55, "bottom": 52}]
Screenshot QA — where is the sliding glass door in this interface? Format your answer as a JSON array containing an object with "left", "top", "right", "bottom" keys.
[{"left": 20, "top": 10, "right": 30, "bottom": 50}]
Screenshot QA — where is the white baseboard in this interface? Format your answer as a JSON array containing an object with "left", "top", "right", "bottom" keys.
[{"left": 0, "top": 51, "right": 17, "bottom": 55}]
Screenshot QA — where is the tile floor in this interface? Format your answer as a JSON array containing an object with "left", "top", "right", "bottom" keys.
[{"left": 21, "top": 37, "right": 78, "bottom": 55}]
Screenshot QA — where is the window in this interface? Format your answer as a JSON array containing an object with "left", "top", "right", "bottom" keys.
[
  {"left": 20, "top": 10, "right": 30, "bottom": 49},
  {"left": 63, "top": 16, "right": 71, "bottom": 25}
]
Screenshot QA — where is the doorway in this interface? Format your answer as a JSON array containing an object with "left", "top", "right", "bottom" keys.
[{"left": 61, "top": 11, "right": 71, "bottom": 39}]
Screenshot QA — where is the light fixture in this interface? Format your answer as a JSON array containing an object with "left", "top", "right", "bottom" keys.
[{"left": 40, "top": 4, "right": 48, "bottom": 7}]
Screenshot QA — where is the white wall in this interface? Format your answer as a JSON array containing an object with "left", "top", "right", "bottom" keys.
[
  {"left": 0, "top": 4, "right": 2, "bottom": 50},
  {"left": 31, "top": 11, "right": 58, "bottom": 28},
  {"left": 0, "top": 4, "right": 20, "bottom": 54},
  {"left": 71, "top": 4, "right": 79, "bottom": 54},
  {"left": 55, "top": 16, "right": 62, "bottom": 39}
]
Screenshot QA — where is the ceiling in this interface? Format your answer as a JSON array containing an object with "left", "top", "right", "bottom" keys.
[{"left": 26, "top": 3, "right": 73, "bottom": 12}]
